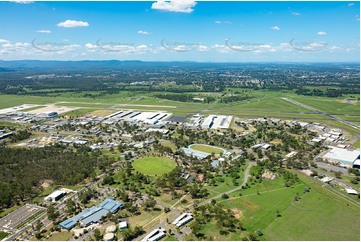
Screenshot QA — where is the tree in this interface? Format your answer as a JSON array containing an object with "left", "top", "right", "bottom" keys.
[
  {"left": 102, "top": 176, "right": 115, "bottom": 185},
  {"left": 94, "top": 229, "right": 102, "bottom": 241},
  {"left": 334, "top": 171, "right": 342, "bottom": 179},
  {"left": 35, "top": 220, "right": 43, "bottom": 231},
  {"left": 35, "top": 232, "right": 42, "bottom": 240},
  {"left": 221, "top": 193, "right": 229, "bottom": 199},
  {"left": 47, "top": 205, "right": 58, "bottom": 221},
  {"left": 144, "top": 197, "right": 157, "bottom": 211}
]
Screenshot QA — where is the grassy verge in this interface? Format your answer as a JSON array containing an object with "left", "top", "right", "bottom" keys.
[{"left": 0, "top": 231, "right": 9, "bottom": 240}]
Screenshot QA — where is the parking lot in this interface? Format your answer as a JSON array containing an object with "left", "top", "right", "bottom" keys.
[{"left": 0, "top": 204, "right": 46, "bottom": 232}]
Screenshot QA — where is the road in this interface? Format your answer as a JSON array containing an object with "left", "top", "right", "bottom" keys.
[
  {"left": 197, "top": 161, "right": 255, "bottom": 207},
  {"left": 281, "top": 98, "right": 360, "bottom": 131}
]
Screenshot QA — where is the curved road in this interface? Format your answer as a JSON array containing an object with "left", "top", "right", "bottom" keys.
[{"left": 197, "top": 161, "right": 255, "bottom": 207}]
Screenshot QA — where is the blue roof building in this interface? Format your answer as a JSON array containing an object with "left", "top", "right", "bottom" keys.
[
  {"left": 59, "top": 219, "right": 77, "bottom": 230},
  {"left": 59, "top": 198, "right": 123, "bottom": 230}
]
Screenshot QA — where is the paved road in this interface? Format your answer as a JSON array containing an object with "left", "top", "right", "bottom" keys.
[
  {"left": 197, "top": 161, "right": 255, "bottom": 207},
  {"left": 281, "top": 98, "right": 360, "bottom": 130}
]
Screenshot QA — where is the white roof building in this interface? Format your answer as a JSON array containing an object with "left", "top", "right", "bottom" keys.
[
  {"left": 118, "top": 221, "right": 128, "bottom": 229},
  {"left": 323, "top": 147, "right": 360, "bottom": 167},
  {"left": 345, "top": 188, "right": 358, "bottom": 195},
  {"left": 44, "top": 190, "right": 66, "bottom": 202}
]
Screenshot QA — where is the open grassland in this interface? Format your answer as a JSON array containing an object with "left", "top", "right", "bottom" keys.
[
  {"left": 45, "top": 231, "right": 73, "bottom": 241},
  {"left": 132, "top": 156, "right": 177, "bottom": 176},
  {"left": 263, "top": 173, "right": 360, "bottom": 241},
  {"left": 186, "top": 221, "right": 244, "bottom": 241},
  {"left": 215, "top": 172, "right": 360, "bottom": 241},
  {"left": 290, "top": 95, "right": 360, "bottom": 116},
  {"left": 0, "top": 90, "right": 359, "bottom": 117},
  {"left": 128, "top": 210, "right": 163, "bottom": 230},
  {"left": 190, "top": 144, "right": 225, "bottom": 154},
  {"left": 0, "top": 90, "right": 358, "bottom": 132}
]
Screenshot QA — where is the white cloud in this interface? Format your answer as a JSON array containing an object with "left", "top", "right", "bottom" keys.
[
  {"left": 36, "top": 30, "right": 51, "bottom": 34},
  {"left": 196, "top": 45, "right": 210, "bottom": 52},
  {"left": 85, "top": 43, "right": 97, "bottom": 49},
  {"left": 9, "top": 1, "right": 33, "bottom": 4},
  {"left": 348, "top": 3, "right": 354, "bottom": 7},
  {"left": 215, "top": 20, "right": 232, "bottom": 24},
  {"left": 317, "top": 31, "right": 327, "bottom": 35},
  {"left": 355, "top": 15, "right": 360, "bottom": 21},
  {"left": 271, "top": 26, "right": 281, "bottom": 31},
  {"left": 151, "top": 0, "right": 196, "bottom": 13},
  {"left": 292, "top": 12, "right": 301, "bottom": 16},
  {"left": 57, "top": 20, "right": 89, "bottom": 28},
  {"left": 137, "top": 30, "right": 151, "bottom": 35},
  {"left": 0, "top": 39, "right": 10, "bottom": 43}
]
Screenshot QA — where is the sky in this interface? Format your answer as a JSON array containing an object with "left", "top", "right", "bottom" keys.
[{"left": 0, "top": 0, "right": 359, "bottom": 62}]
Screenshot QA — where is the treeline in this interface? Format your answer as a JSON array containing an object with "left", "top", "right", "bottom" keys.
[
  {"left": 0, "top": 144, "right": 114, "bottom": 209},
  {"left": 154, "top": 93, "right": 215, "bottom": 103},
  {"left": 219, "top": 95, "right": 255, "bottom": 103},
  {"left": 295, "top": 88, "right": 360, "bottom": 98}
]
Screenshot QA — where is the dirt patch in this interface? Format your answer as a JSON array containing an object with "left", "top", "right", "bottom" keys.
[
  {"left": 40, "top": 179, "right": 53, "bottom": 188},
  {"left": 231, "top": 208, "right": 243, "bottom": 219}
]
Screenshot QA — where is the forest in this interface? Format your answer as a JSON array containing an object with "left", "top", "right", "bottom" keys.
[{"left": 0, "top": 144, "right": 115, "bottom": 210}]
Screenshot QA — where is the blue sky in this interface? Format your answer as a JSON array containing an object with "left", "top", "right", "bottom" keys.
[{"left": 0, "top": 1, "right": 359, "bottom": 62}]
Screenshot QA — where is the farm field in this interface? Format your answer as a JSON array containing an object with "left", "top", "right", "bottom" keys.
[
  {"left": 190, "top": 144, "right": 225, "bottom": 155},
  {"left": 132, "top": 156, "right": 177, "bottom": 176}
]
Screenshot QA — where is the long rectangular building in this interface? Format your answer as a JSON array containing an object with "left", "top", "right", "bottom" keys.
[{"left": 142, "top": 228, "right": 166, "bottom": 241}]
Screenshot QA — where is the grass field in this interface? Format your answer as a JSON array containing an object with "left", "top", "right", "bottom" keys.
[
  {"left": 215, "top": 172, "right": 360, "bottom": 241},
  {"left": 128, "top": 210, "right": 163, "bottom": 229},
  {"left": 190, "top": 144, "right": 225, "bottom": 154},
  {"left": 132, "top": 156, "right": 177, "bottom": 176},
  {"left": 263, "top": 186, "right": 360, "bottom": 240},
  {"left": 45, "top": 231, "right": 73, "bottom": 241}
]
